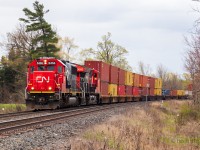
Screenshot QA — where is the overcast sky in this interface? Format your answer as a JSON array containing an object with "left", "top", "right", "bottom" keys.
[{"left": 0, "top": 0, "right": 199, "bottom": 74}]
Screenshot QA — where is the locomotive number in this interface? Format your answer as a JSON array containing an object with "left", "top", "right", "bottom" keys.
[{"left": 36, "top": 76, "right": 50, "bottom": 83}]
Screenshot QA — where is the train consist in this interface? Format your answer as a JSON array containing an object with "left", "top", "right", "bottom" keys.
[{"left": 25, "top": 57, "right": 191, "bottom": 110}]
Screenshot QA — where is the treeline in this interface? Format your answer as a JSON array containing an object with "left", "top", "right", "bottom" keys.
[{"left": 0, "top": 1, "right": 190, "bottom": 103}]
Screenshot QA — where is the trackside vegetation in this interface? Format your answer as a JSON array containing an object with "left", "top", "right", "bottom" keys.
[
  {"left": 0, "top": 104, "right": 26, "bottom": 114},
  {"left": 69, "top": 100, "right": 200, "bottom": 150}
]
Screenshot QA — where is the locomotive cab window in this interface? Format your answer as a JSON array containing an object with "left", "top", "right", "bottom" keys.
[
  {"left": 30, "top": 66, "right": 34, "bottom": 73},
  {"left": 47, "top": 66, "right": 55, "bottom": 71},
  {"left": 38, "top": 66, "right": 45, "bottom": 71},
  {"left": 58, "top": 66, "right": 62, "bottom": 73}
]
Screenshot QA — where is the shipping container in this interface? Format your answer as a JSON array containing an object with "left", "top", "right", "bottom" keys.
[
  {"left": 154, "top": 89, "right": 162, "bottom": 96},
  {"left": 133, "top": 87, "right": 140, "bottom": 96},
  {"left": 108, "top": 84, "right": 118, "bottom": 96},
  {"left": 141, "top": 87, "right": 148, "bottom": 96},
  {"left": 149, "top": 77, "right": 155, "bottom": 89},
  {"left": 118, "top": 69, "right": 125, "bottom": 85},
  {"left": 96, "top": 81, "right": 109, "bottom": 96},
  {"left": 118, "top": 85, "right": 125, "bottom": 96},
  {"left": 162, "top": 89, "right": 171, "bottom": 96},
  {"left": 177, "top": 90, "right": 184, "bottom": 96},
  {"left": 155, "top": 78, "right": 162, "bottom": 89},
  {"left": 185, "top": 90, "right": 189, "bottom": 95},
  {"left": 125, "top": 71, "right": 133, "bottom": 86},
  {"left": 171, "top": 90, "right": 177, "bottom": 96},
  {"left": 139, "top": 75, "right": 149, "bottom": 87},
  {"left": 149, "top": 88, "right": 155, "bottom": 96},
  {"left": 133, "top": 73, "right": 140, "bottom": 87},
  {"left": 84, "top": 61, "right": 110, "bottom": 82},
  {"left": 125, "top": 85, "right": 132, "bottom": 96},
  {"left": 109, "top": 65, "right": 118, "bottom": 84}
]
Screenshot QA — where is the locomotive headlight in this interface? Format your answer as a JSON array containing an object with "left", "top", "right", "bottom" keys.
[
  {"left": 44, "top": 59, "right": 47, "bottom": 65},
  {"left": 48, "top": 87, "right": 52, "bottom": 90},
  {"left": 31, "top": 87, "right": 34, "bottom": 90}
]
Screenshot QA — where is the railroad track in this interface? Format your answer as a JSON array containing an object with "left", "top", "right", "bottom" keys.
[
  {"left": 0, "top": 104, "right": 124, "bottom": 136},
  {"left": 0, "top": 104, "right": 100, "bottom": 120},
  {"left": 0, "top": 111, "right": 42, "bottom": 119}
]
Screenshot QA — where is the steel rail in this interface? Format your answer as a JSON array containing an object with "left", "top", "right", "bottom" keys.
[{"left": 0, "top": 104, "right": 122, "bottom": 135}]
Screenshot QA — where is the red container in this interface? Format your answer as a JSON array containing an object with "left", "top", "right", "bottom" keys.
[
  {"left": 85, "top": 61, "right": 110, "bottom": 82},
  {"left": 149, "top": 77, "right": 155, "bottom": 89},
  {"left": 149, "top": 88, "right": 154, "bottom": 96},
  {"left": 141, "top": 87, "right": 148, "bottom": 96},
  {"left": 109, "top": 65, "right": 118, "bottom": 84},
  {"left": 133, "top": 87, "right": 140, "bottom": 96},
  {"left": 171, "top": 90, "right": 177, "bottom": 96},
  {"left": 139, "top": 75, "right": 149, "bottom": 87},
  {"left": 118, "top": 85, "right": 125, "bottom": 96},
  {"left": 125, "top": 85, "right": 132, "bottom": 96},
  {"left": 96, "top": 81, "right": 109, "bottom": 96},
  {"left": 118, "top": 68, "right": 125, "bottom": 85}
]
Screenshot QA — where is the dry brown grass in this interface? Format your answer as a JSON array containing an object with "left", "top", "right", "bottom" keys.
[{"left": 69, "top": 100, "right": 200, "bottom": 150}]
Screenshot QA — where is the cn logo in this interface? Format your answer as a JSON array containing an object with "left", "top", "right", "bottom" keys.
[{"left": 36, "top": 76, "right": 50, "bottom": 83}]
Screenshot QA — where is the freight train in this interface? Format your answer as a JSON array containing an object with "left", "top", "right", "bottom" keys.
[{"left": 25, "top": 57, "right": 191, "bottom": 110}]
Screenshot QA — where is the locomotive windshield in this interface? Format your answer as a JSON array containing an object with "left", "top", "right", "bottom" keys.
[{"left": 37, "top": 65, "right": 55, "bottom": 71}]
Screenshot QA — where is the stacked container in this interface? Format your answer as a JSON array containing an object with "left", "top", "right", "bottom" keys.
[
  {"left": 148, "top": 77, "right": 155, "bottom": 97},
  {"left": 154, "top": 78, "right": 162, "bottom": 98},
  {"left": 109, "top": 65, "right": 118, "bottom": 96},
  {"left": 125, "top": 71, "right": 133, "bottom": 96},
  {"left": 139, "top": 75, "right": 149, "bottom": 97},
  {"left": 84, "top": 61, "right": 110, "bottom": 96},
  {"left": 118, "top": 69, "right": 126, "bottom": 96},
  {"left": 133, "top": 73, "right": 140, "bottom": 97}
]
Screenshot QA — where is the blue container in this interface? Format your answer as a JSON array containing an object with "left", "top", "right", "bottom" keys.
[{"left": 162, "top": 89, "right": 171, "bottom": 96}]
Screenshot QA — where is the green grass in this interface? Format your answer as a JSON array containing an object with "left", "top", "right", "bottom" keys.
[
  {"left": 0, "top": 104, "right": 26, "bottom": 113},
  {"left": 177, "top": 103, "right": 200, "bottom": 125}
]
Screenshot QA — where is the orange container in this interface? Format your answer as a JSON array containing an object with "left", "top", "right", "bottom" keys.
[
  {"left": 139, "top": 75, "right": 149, "bottom": 87},
  {"left": 133, "top": 73, "right": 140, "bottom": 87}
]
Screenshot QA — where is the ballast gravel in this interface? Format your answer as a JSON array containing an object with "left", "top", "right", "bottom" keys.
[{"left": 0, "top": 103, "right": 139, "bottom": 150}]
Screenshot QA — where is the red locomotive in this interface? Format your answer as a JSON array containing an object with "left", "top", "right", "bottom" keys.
[{"left": 25, "top": 57, "right": 99, "bottom": 109}]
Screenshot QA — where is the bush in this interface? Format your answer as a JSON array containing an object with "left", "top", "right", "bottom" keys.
[{"left": 177, "top": 103, "right": 200, "bottom": 125}]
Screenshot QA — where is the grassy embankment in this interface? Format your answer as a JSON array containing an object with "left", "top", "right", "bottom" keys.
[
  {"left": 70, "top": 100, "right": 200, "bottom": 150},
  {"left": 0, "top": 104, "right": 26, "bottom": 114}
]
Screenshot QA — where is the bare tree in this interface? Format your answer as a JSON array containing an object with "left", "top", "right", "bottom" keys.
[
  {"left": 2, "top": 24, "right": 40, "bottom": 61},
  {"left": 138, "top": 61, "right": 152, "bottom": 76},
  {"left": 185, "top": 28, "right": 200, "bottom": 103},
  {"left": 57, "top": 36, "right": 78, "bottom": 61}
]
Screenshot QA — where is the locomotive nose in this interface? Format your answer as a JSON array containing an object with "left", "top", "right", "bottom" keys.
[{"left": 38, "top": 97, "right": 46, "bottom": 103}]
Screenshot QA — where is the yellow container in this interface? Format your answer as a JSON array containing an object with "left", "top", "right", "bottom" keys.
[
  {"left": 125, "top": 71, "right": 133, "bottom": 86},
  {"left": 155, "top": 78, "right": 162, "bottom": 89},
  {"left": 177, "top": 90, "right": 184, "bottom": 96},
  {"left": 154, "top": 88, "right": 162, "bottom": 96},
  {"left": 108, "top": 84, "right": 118, "bottom": 96}
]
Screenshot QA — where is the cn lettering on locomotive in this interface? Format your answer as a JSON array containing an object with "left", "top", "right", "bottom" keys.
[{"left": 36, "top": 76, "right": 50, "bottom": 83}]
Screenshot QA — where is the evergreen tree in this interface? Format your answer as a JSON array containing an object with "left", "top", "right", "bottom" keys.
[{"left": 19, "top": 1, "right": 59, "bottom": 58}]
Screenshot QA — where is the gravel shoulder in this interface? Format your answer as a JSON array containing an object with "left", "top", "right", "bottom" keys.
[{"left": 0, "top": 102, "right": 141, "bottom": 150}]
